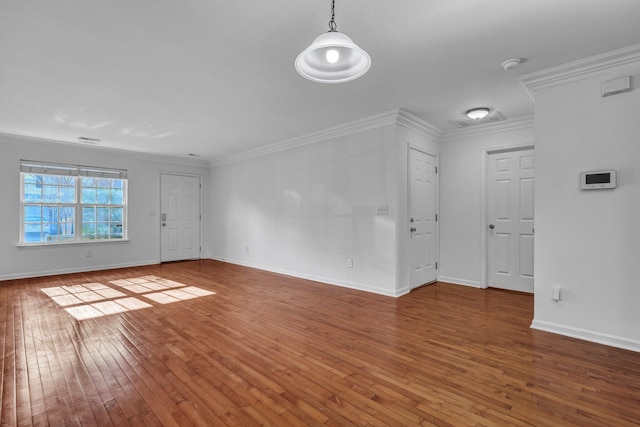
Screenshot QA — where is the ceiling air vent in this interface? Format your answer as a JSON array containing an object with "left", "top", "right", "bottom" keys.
[
  {"left": 77, "top": 136, "right": 101, "bottom": 144},
  {"left": 452, "top": 111, "right": 506, "bottom": 128}
]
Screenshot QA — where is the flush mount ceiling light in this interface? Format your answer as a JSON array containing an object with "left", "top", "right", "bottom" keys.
[
  {"left": 465, "top": 108, "right": 491, "bottom": 120},
  {"left": 295, "top": 0, "right": 371, "bottom": 84}
]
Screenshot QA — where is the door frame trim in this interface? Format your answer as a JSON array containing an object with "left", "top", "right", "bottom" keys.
[
  {"left": 159, "top": 172, "right": 204, "bottom": 263},
  {"left": 407, "top": 143, "right": 439, "bottom": 289},
  {"left": 481, "top": 144, "right": 534, "bottom": 289}
]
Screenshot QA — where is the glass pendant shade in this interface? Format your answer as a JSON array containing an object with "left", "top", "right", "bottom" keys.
[{"left": 295, "top": 31, "right": 371, "bottom": 84}]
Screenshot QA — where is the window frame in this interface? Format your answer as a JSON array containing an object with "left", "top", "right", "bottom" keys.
[{"left": 19, "top": 160, "right": 128, "bottom": 246}]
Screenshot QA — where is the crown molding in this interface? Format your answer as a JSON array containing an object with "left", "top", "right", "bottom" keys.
[
  {"left": 396, "top": 109, "right": 442, "bottom": 140},
  {"left": 210, "top": 111, "right": 398, "bottom": 167},
  {"left": 520, "top": 43, "right": 640, "bottom": 101},
  {"left": 209, "top": 109, "right": 441, "bottom": 167},
  {"left": 441, "top": 115, "right": 535, "bottom": 141},
  {"left": 0, "top": 132, "right": 210, "bottom": 168}
]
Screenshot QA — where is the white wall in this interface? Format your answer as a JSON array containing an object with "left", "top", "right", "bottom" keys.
[
  {"left": 438, "top": 120, "right": 535, "bottom": 287},
  {"left": 208, "top": 124, "right": 399, "bottom": 295},
  {"left": 207, "top": 113, "right": 439, "bottom": 296},
  {"left": 0, "top": 134, "right": 209, "bottom": 280},
  {"left": 530, "top": 57, "right": 640, "bottom": 351}
]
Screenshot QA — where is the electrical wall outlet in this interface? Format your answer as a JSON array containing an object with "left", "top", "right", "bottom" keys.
[
  {"left": 86, "top": 249, "right": 92, "bottom": 257},
  {"left": 376, "top": 205, "right": 389, "bottom": 215},
  {"left": 347, "top": 258, "right": 353, "bottom": 268}
]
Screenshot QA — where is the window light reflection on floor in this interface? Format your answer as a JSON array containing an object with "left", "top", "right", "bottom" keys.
[{"left": 41, "top": 276, "right": 216, "bottom": 321}]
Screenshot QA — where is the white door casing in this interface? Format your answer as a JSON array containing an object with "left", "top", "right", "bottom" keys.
[
  {"left": 409, "top": 148, "right": 437, "bottom": 289},
  {"left": 160, "top": 174, "right": 201, "bottom": 262},
  {"left": 487, "top": 149, "right": 535, "bottom": 292}
]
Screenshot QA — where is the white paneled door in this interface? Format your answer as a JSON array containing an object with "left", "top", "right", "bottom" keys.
[
  {"left": 409, "top": 148, "right": 438, "bottom": 289},
  {"left": 487, "top": 149, "right": 535, "bottom": 293},
  {"left": 160, "top": 174, "right": 201, "bottom": 262}
]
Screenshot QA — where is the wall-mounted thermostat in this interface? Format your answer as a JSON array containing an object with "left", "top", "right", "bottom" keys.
[{"left": 580, "top": 170, "right": 617, "bottom": 190}]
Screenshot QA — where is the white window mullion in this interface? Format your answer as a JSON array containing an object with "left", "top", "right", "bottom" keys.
[{"left": 75, "top": 177, "right": 82, "bottom": 242}]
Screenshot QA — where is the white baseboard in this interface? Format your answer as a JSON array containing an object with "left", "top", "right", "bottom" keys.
[
  {"left": 437, "top": 276, "right": 484, "bottom": 288},
  {"left": 208, "top": 256, "right": 403, "bottom": 297},
  {"left": 0, "top": 260, "right": 159, "bottom": 282},
  {"left": 395, "top": 286, "right": 411, "bottom": 297},
  {"left": 531, "top": 319, "right": 640, "bottom": 353}
]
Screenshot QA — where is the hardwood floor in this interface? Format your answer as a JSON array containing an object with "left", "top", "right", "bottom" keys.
[{"left": 1, "top": 260, "right": 639, "bottom": 426}]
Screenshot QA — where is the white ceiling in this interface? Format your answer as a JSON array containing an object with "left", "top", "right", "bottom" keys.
[{"left": 2, "top": 0, "right": 640, "bottom": 161}]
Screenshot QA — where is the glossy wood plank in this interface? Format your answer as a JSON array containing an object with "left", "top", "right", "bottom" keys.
[{"left": 1, "top": 260, "right": 640, "bottom": 426}]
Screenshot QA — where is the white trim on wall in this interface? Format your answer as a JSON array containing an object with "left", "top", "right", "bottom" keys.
[
  {"left": 0, "top": 132, "right": 209, "bottom": 168},
  {"left": 0, "top": 259, "right": 159, "bottom": 282},
  {"left": 397, "top": 110, "right": 442, "bottom": 139},
  {"left": 209, "top": 109, "right": 442, "bottom": 167},
  {"left": 519, "top": 43, "right": 640, "bottom": 101},
  {"left": 437, "top": 276, "right": 483, "bottom": 288},
  {"left": 209, "top": 256, "right": 410, "bottom": 298},
  {"left": 531, "top": 320, "right": 640, "bottom": 353}
]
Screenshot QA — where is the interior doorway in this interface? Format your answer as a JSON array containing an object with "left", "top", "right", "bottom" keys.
[
  {"left": 486, "top": 148, "right": 535, "bottom": 292},
  {"left": 408, "top": 147, "right": 438, "bottom": 289},
  {"left": 160, "top": 173, "right": 202, "bottom": 262}
]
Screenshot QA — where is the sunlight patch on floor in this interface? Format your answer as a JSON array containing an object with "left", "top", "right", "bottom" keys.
[{"left": 41, "top": 276, "right": 215, "bottom": 321}]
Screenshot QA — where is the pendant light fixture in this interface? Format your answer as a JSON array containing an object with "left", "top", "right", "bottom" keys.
[{"left": 295, "top": 0, "right": 371, "bottom": 84}]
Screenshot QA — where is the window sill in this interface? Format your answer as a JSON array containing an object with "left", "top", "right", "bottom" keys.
[{"left": 17, "top": 239, "right": 130, "bottom": 249}]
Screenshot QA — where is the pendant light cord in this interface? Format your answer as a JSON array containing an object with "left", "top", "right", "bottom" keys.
[{"left": 328, "top": 0, "right": 337, "bottom": 32}]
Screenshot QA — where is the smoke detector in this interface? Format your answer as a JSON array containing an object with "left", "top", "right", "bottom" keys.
[{"left": 501, "top": 58, "right": 522, "bottom": 71}]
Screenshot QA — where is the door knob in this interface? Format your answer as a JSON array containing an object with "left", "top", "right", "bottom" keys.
[
  {"left": 489, "top": 224, "right": 495, "bottom": 229},
  {"left": 410, "top": 227, "right": 417, "bottom": 232}
]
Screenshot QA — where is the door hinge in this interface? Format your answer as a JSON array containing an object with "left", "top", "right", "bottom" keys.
[
  {"left": 436, "top": 262, "right": 438, "bottom": 269},
  {"left": 435, "top": 214, "right": 438, "bottom": 222},
  {"left": 435, "top": 166, "right": 438, "bottom": 174}
]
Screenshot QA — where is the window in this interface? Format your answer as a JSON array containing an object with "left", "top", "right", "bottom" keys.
[{"left": 20, "top": 160, "right": 127, "bottom": 244}]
